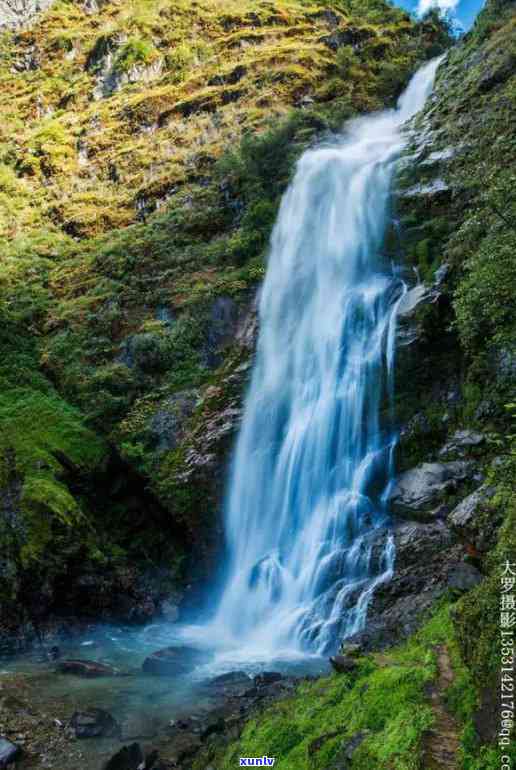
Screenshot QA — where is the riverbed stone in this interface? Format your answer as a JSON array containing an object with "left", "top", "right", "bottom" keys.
[
  {"left": 69, "top": 708, "right": 120, "bottom": 739},
  {"left": 57, "top": 659, "right": 121, "bottom": 677},
  {"left": 142, "top": 645, "right": 210, "bottom": 676},
  {"left": 102, "top": 742, "right": 144, "bottom": 770}
]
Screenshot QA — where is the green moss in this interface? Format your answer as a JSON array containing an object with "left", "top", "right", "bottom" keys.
[{"left": 114, "top": 37, "right": 158, "bottom": 72}]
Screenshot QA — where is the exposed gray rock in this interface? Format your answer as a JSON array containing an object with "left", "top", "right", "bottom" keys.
[
  {"left": 433, "top": 262, "right": 449, "bottom": 286},
  {"left": 396, "top": 284, "right": 428, "bottom": 318},
  {"left": 149, "top": 390, "right": 199, "bottom": 453},
  {"left": 349, "top": 520, "right": 462, "bottom": 650},
  {"left": 142, "top": 645, "right": 211, "bottom": 676},
  {"left": 339, "top": 642, "right": 363, "bottom": 657},
  {"left": 0, "top": 0, "right": 54, "bottom": 29},
  {"left": 400, "top": 178, "right": 450, "bottom": 198},
  {"left": 447, "top": 562, "right": 483, "bottom": 591},
  {"left": 439, "top": 429, "right": 485, "bottom": 457},
  {"left": 419, "top": 146, "right": 460, "bottom": 167},
  {"left": 69, "top": 708, "right": 120, "bottom": 739},
  {"left": 448, "top": 484, "right": 496, "bottom": 551},
  {"left": 86, "top": 33, "right": 163, "bottom": 100},
  {"left": 390, "top": 461, "right": 473, "bottom": 518}
]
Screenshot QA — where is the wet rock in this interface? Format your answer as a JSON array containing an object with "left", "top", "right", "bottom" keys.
[
  {"left": 396, "top": 284, "right": 428, "bottom": 318},
  {"left": 142, "top": 645, "right": 210, "bottom": 676},
  {"left": 339, "top": 642, "right": 363, "bottom": 658},
  {"left": 448, "top": 484, "right": 496, "bottom": 551},
  {"left": 439, "top": 429, "right": 485, "bottom": 457},
  {"left": 0, "top": 737, "right": 21, "bottom": 766},
  {"left": 355, "top": 520, "right": 462, "bottom": 650},
  {"left": 419, "top": 146, "right": 458, "bottom": 167},
  {"left": 390, "top": 461, "right": 474, "bottom": 519},
  {"left": 57, "top": 659, "right": 120, "bottom": 677},
  {"left": 329, "top": 655, "right": 358, "bottom": 674},
  {"left": 204, "top": 295, "right": 239, "bottom": 369},
  {"left": 253, "top": 671, "right": 282, "bottom": 686},
  {"left": 447, "top": 562, "right": 483, "bottom": 592},
  {"left": 69, "top": 708, "right": 120, "bottom": 739},
  {"left": 102, "top": 742, "right": 143, "bottom": 770},
  {"left": 209, "top": 670, "right": 251, "bottom": 687},
  {"left": 399, "top": 178, "right": 450, "bottom": 200},
  {"left": 207, "top": 670, "right": 253, "bottom": 696}
]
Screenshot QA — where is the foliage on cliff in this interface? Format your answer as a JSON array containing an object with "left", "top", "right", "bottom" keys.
[{"left": 0, "top": 0, "right": 451, "bottom": 628}]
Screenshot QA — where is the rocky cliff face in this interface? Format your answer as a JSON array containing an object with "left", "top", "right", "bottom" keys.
[
  {"left": 0, "top": 0, "right": 54, "bottom": 29},
  {"left": 0, "top": 0, "right": 450, "bottom": 643},
  {"left": 0, "top": 0, "right": 514, "bottom": 766}
]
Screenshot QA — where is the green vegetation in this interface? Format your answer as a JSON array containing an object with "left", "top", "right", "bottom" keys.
[{"left": 196, "top": 604, "right": 515, "bottom": 770}]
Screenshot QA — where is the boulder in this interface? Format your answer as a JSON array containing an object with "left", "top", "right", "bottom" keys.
[
  {"left": 439, "top": 430, "right": 485, "bottom": 457},
  {"left": 57, "top": 659, "right": 120, "bottom": 677},
  {"left": 69, "top": 708, "right": 120, "bottom": 739},
  {"left": 142, "top": 645, "right": 210, "bottom": 676},
  {"left": 0, "top": 737, "right": 21, "bottom": 766},
  {"left": 329, "top": 655, "right": 358, "bottom": 674},
  {"left": 339, "top": 642, "right": 363, "bottom": 658},
  {"left": 102, "top": 743, "right": 143, "bottom": 770},
  {"left": 447, "top": 562, "right": 483, "bottom": 592},
  {"left": 207, "top": 671, "right": 252, "bottom": 696},
  {"left": 389, "top": 461, "right": 473, "bottom": 518},
  {"left": 448, "top": 484, "right": 496, "bottom": 550}
]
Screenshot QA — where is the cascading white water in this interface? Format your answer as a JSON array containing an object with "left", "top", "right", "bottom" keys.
[{"left": 210, "top": 58, "right": 443, "bottom": 658}]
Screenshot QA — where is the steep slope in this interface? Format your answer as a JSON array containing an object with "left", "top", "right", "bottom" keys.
[{"left": 0, "top": 0, "right": 450, "bottom": 642}]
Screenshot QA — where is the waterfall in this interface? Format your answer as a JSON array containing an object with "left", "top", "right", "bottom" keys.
[{"left": 210, "top": 58, "right": 443, "bottom": 657}]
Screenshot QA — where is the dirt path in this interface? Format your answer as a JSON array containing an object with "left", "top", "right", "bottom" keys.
[{"left": 422, "top": 645, "right": 460, "bottom": 769}]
